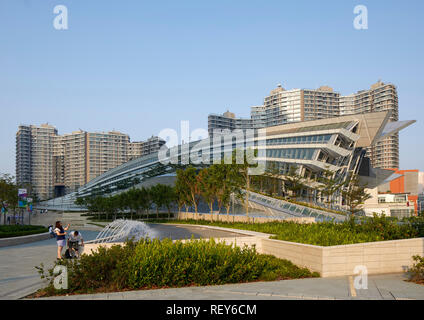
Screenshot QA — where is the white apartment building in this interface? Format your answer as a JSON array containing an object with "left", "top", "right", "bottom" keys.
[{"left": 17, "top": 124, "right": 164, "bottom": 199}]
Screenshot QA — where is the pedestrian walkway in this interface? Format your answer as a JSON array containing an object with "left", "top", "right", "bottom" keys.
[
  {"left": 0, "top": 224, "right": 248, "bottom": 300},
  {"left": 2, "top": 222, "right": 423, "bottom": 301},
  {"left": 32, "top": 273, "right": 424, "bottom": 300}
]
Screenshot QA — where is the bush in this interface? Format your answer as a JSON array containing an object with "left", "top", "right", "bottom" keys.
[
  {"left": 0, "top": 225, "right": 48, "bottom": 238},
  {"left": 408, "top": 255, "right": 424, "bottom": 285},
  {"left": 35, "top": 238, "right": 318, "bottom": 296},
  {"left": 157, "top": 215, "right": 423, "bottom": 246}
]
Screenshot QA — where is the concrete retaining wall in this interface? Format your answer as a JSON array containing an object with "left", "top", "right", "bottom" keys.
[
  {"left": 81, "top": 224, "right": 424, "bottom": 278},
  {"left": 261, "top": 237, "right": 424, "bottom": 277},
  {"left": 82, "top": 236, "right": 263, "bottom": 257},
  {"left": 0, "top": 232, "right": 52, "bottom": 248}
]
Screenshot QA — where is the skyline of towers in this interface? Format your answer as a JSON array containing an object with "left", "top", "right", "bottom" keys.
[{"left": 16, "top": 125, "right": 165, "bottom": 200}]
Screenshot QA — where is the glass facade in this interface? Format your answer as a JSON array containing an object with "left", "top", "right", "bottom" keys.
[
  {"left": 266, "top": 134, "right": 332, "bottom": 146},
  {"left": 266, "top": 148, "right": 316, "bottom": 160},
  {"left": 295, "top": 122, "right": 353, "bottom": 133}
]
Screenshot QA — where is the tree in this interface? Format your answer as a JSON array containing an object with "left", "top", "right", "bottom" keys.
[
  {"left": 125, "top": 188, "right": 140, "bottom": 220},
  {"left": 104, "top": 196, "right": 120, "bottom": 221},
  {"left": 318, "top": 167, "right": 342, "bottom": 209},
  {"left": 176, "top": 166, "right": 202, "bottom": 218},
  {"left": 150, "top": 184, "right": 169, "bottom": 219},
  {"left": 264, "top": 162, "right": 280, "bottom": 196},
  {"left": 0, "top": 174, "right": 18, "bottom": 225},
  {"left": 284, "top": 165, "right": 305, "bottom": 201},
  {"left": 341, "top": 172, "right": 372, "bottom": 218},
  {"left": 85, "top": 196, "right": 105, "bottom": 220},
  {"left": 116, "top": 192, "right": 130, "bottom": 219},
  {"left": 197, "top": 168, "right": 217, "bottom": 215},
  {"left": 232, "top": 148, "right": 258, "bottom": 218},
  {"left": 175, "top": 176, "right": 191, "bottom": 214},
  {"left": 139, "top": 187, "right": 153, "bottom": 219},
  {"left": 210, "top": 159, "right": 240, "bottom": 215},
  {"left": 74, "top": 197, "right": 86, "bottom": 207},
  {"left": 161, "top": 185, "right": 177, "bottom": 219}
]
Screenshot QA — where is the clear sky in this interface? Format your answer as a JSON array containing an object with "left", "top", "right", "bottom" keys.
[{"left": 0, "top": 0, "right": 423, "bottom": 176}]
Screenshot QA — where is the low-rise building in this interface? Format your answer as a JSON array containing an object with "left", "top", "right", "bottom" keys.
[{"left": 363, "top": 191, "right": 416, "bottom": 218}]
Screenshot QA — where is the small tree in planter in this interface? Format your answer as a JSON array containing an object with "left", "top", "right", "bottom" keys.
[{"left": 341, "top": 172, "right": 371, "bottom": 220}]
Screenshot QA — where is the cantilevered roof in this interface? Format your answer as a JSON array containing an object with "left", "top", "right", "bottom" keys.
[
  {"left": 359, "top": 168, "right": 403, "bottom": 189},
  {"left": 376, "top": 120, "right": 416, "bottom": 142},
  {"left": 264, "top": 111, "right": 392, "bottom": 148},
  {"left": 264, "top": 111, "right": 416, "bottom": 148}
]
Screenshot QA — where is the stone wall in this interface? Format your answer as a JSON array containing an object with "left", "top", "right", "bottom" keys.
[{"left": 260, "top": 237, "right": 424, "bottom": 277}]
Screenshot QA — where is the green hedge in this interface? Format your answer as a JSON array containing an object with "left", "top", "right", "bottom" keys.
[
  {"left": 0, "top": 225, "right": 48, "bottom": 239},
  {"left": 154, "top": 216, "right": 424, "bottom": 246},
  {"left": 35, "top": 238, "right": 318, "bottom": 296}
]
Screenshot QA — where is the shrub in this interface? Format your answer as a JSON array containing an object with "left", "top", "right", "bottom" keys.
[
  {"left": 158, "top": 215, "right": 423, "bottom": 246},
  {"left": 35, "top": 238, "right": 318, "bottom": 296},
  {"left": 408, "top": 255, "right": 424, "bottom": 285},
  {"left": 0, "top": 225, "right": 47, "bottom": 238}
]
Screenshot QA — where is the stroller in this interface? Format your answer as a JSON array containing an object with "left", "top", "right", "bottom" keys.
[{"left": 64, "top": 240, "right": 80, "bottom": 259}]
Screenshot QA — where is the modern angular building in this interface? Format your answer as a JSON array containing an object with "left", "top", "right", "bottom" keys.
[
  {"left": 40, "top": 111, "right": 416, "bottom": 218},
  {"left": 208, "top": 81, "right": 400, "bottom": 170},
  {"left": 339, "top": 81, "right": 399, "bottom": 169}
]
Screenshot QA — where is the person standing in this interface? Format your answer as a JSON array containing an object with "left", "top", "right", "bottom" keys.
[{"left": 54, "top": 221, "right": 70, "bottom": 260}]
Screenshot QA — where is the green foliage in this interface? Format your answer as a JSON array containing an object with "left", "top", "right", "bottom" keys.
[
  {"left": 162, "top": 215, "right": 423, "bottom": 246},
  {"left": 176, "top": 166, "right": 202, "bottom": 214},
  {"left": 77, "top": 184, "right": 176, "bottom": 220},
  {"left": 150, "top": 184, "right": 176, "bottom": 219},
  {"left": 0, "top": 225, "right": 47, "bottom": 238},
  {"left": 284, "top": 165, "right": 306, "bottom": 200},
  {"left": 36, "top": 238, "right": 317, "bottom": 296},
  {"left": 341, "top": 173, "right": 372, "bottom": 216},
  {"left": 408, "top": 255, "right": 424, "bottom": 285},
  {"left": 317, "top": 167, "right": 342, "bottom": 208}
]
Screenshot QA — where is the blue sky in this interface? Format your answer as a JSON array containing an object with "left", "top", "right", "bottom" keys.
[{"left": 0, "top": 0, "right": 423, "bottom": 175}]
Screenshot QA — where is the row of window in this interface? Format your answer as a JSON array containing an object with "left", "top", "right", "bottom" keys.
[
  {"left": 266, "top": 134, "right": 332, "bottom": 146},
  {"left": 266, "top": 148, "right": 317, "bottom": 160}
]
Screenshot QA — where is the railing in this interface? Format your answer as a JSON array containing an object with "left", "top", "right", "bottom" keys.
[{"left": 247, "top": 191, "right": 346, "bottom": 222}]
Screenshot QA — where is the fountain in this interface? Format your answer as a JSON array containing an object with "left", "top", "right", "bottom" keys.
[{"left": 87, "top": 219, "right": 156, "bottom": 244}]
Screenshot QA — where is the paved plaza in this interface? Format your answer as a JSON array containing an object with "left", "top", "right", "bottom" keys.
[
  {"left": 1, "top": 223, "right": 424, "bottom": 300},
  {"left": 0, "top": 224, "right": 247, "bottom": 300},
  {"left": 32, "top": 273, "right": 424, "bottom": 300}
]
